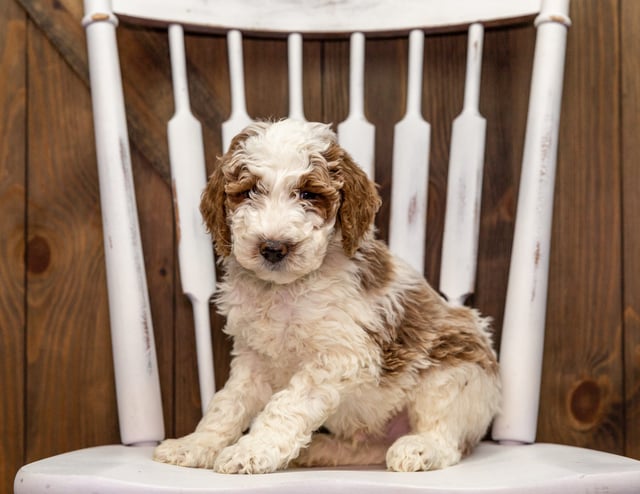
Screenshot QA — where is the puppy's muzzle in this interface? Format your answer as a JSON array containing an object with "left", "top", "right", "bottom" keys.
[{"left": 259, "top": 240, "right": 290, "bottom": 264}]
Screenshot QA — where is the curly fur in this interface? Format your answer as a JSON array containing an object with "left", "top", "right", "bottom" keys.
[{"left": 154, "top": 119, "right": 501, "bottom": 474}]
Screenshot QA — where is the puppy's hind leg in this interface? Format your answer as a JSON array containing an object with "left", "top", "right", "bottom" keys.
[
  {"left": 293, "top": 433, "right": 388, "bottom": 468},
  {"left": 386, "top": 363, "right": 500, "bottom": 472}
]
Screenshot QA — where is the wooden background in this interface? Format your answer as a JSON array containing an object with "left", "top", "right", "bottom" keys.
[{"left": 1, "top": 0, "right": 639, "bottom": 492}]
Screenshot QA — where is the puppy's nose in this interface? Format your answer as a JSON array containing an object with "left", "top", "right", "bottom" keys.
[{"left": 259, "top": 240, "right": 289, "bottom": 264}]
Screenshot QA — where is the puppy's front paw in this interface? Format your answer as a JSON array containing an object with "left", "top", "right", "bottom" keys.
[
  {"left": 153, "top": 432, "right": 223, "bottom": 469},
  {"left": 386, "top": 434, "right": 461, "bottom": 472},
  {"left": 214, "top": 436, "right": 283, "bottom": 474}
]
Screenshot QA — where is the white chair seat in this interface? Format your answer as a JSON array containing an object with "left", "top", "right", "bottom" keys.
[{"left": 15, "top": 441, "right": 640, "bottom": 494}]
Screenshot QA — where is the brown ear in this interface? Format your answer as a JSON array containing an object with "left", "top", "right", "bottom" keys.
[
  {"left": 200, "top": 125, "right": 266, "bottom": 257},
  {"left": 200, "top": 159, "right": 231, "bottom": 257},
  {"left": 327, "top": 145, "right": 381, "bottom": 256}
]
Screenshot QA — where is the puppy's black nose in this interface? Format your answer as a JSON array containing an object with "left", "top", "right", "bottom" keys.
[{"left": 259, "top": 240, "right": 289, "bottom": 263}]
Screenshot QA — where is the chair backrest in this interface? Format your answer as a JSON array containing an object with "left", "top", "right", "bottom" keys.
[{"left": 82, "top": 0, "right": 570, "bottom": 449}]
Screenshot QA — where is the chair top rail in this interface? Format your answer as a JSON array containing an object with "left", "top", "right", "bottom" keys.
[{"left": 110, "top": 0, "right": 542, "bottom": 35}]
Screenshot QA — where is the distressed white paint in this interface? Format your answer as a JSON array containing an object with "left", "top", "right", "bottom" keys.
[
  {"left": 491, "top": 0, "right": 572, "bottom": 445},
  {"left": 388, "top": 30, "right": 430, "bottom": 274},
  {"left": 288, "top": 33, "right": 306, "bottom": 121},
  {"left": 338, "top": 32, "right": 375, "bottom": 180},
  {"left": 167, "top": 24, "right": 217, "bottom": 414},
  {"left": 222, "top": 30, "right": 253, "bottom": 152},
  {"left": 439, "top": 24, "right": 486, "bottom": 307},
  {"left": 112, "top": 0, "right": 543, "bottom": 34},
  {"left": 82, "top": 0, "right": 164, "bottom": 446}
]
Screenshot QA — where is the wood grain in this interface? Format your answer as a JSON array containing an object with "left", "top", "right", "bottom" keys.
[
  {"left": 538, "top": 0, "right": 625, "bottom": 453},
  {"left": 25, "top": 22, "right": 119, "bottom": 460},
  {"left": 621, "top": 0, "right": 640, "bottom": 460},
  {"left": 476, "top": 25, "right": 534, "bottom": 335},
  {"left": 18, "top": 0, "right": 179, "bottom": 182},
  {"left": 364, "top": 36, "right": 406, "bottom": 241},
  {"left": 129, "top": 144, "right": 177, "bottom": 438},
  {"left": 0, "top": 0, "right": 26, "bottom": 491}
]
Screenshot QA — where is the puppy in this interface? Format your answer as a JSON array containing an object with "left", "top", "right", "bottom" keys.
[{"left": 153, "top": 119, "right": 501, "bottom": 474}]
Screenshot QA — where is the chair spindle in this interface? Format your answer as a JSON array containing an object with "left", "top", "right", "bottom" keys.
[
  {"left": 389, "top": 29, "right": 430, "bottom": 275},
  {"left": 492, "top": 0, "right": 571, "bottom": 444},
  {"left": 167, "top": 24, "right": 217, "bottom": 415},
  {"left": 287, "top": 33, "right": 306, "bottom": 121},
  {"left": 223, "top": 29, "right": 252, "bottom": 152},
  {"left": 439, "top": 23, "right": 486, "bottom": 307},
  {"left": 338, "top": 32, "right": 375, "bottom": 180}
]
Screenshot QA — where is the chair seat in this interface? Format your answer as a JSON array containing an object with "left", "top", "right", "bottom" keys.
[{"left": 15, "top": 441, "right": 640, "bottom": 493}]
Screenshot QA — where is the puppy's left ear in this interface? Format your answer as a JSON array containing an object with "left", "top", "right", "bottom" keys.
[{"left": 327, "top": 145, "right": 381, "bottom": 256}]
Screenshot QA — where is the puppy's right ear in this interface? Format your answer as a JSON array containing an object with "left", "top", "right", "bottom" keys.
[
  {"left": 200, "top": 159, "right": 232, "bottom": 258},
  {"left": 200, "top": 125, "right": 263, "bottom": 257}
]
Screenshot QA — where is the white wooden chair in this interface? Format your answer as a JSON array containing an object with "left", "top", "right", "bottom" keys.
[{"left": 14, "top": 0, "right": 640, "bottom": 492}]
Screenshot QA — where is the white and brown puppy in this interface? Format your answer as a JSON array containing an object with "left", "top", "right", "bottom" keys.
[{"left": 153, "top": 119, "right": 501, "bottom": 474}]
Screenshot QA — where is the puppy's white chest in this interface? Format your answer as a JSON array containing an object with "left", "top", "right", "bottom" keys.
[
  {"left": 262, "top": 289, "right": 297, "bottom": 325},
  {"left": 226, "top": 284, "right": 310, "bottom": 360}
]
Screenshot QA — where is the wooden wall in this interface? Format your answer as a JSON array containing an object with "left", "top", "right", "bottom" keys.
[{"left": 1, "top": 0, "right": 639, "bottom": 492}]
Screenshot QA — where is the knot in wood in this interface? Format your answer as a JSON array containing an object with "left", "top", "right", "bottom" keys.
[{"left": 567, "top": 379, "right": 604, "bottom": 430}]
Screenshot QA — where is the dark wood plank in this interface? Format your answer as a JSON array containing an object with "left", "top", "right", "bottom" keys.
[
  {"left": 25, "top": 21, "right": 119, "bottom": 460},
  {"left": 130, "top": 143, "right": 177, "bottom": 438},
  {"left": 0, "top": 0, "right": 27, "bottom": 491},
  {"left": 538, "top": 0, "right": 625, "bottom": 454},
  {"left": 365, "top": 36, "right": 408, "bottom": 242},
  {"left": 422, "top": 31, "right": 467, "bottom": 288},
  {"left": 319, "top": 39, "right": 349, "bottom": 126},
  {"left": 476, "top": 24, "right": 534, "bottom": 333},
  {"left": 621, "top": 0, "right": 640, "bottom": 460},
  {"left": 244, "top": 37, "right": 290, "bottom": 119}
]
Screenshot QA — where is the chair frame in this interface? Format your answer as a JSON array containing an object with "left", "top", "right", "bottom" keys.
[{"left": 82, "top": 0, "right": 570, "bottom": 447}]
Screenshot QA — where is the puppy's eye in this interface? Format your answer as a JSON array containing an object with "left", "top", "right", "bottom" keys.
[
  {"left": 239, "top": 186, "right": 258, "bottom": 199},
  {"left": 299, "top": 190, "right": 321, "bottom": 201},
  {"left": 228, "top": 185, "right": 258, "bottom": 204}
]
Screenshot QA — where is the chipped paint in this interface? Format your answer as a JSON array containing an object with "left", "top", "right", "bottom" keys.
[
  {"left": 457, "top": 176, "right": 468, "bottom": 223},
  {"left": 534, "top": 241, "right": 541, "bottom": 266},
  {"left": 550, "top": 14, "right": 570, "bottom": 26},
  {"left": 539, "top": 126, "right": 553, "bottom": 166},
  {"left": 407, "top": 194, "right": 418, "bottom": 225},
  {"left": 92, "top": 12, "right": 110, "bottom": 22},
  {"left": 172, "top": 179, "right": 182, "bottom": 244},
  {"left": 119, "top": 136, "right": 156, "bottom": 367},
  {"left": 531, "top": 242, "right": 542, "bottom": 302},
  {"left": 142, "top": 312, "right": 153, "bottom": 374}
]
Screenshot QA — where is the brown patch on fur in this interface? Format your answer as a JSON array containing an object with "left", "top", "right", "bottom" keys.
[
  {"left": 200, "top": 130, "right": 257, "bottom": 257},
  {"left": 224, "top": 170, "right": 258, "bottom": 211},
  {"left": 426, "top": 305, "right": 499, "bottom": 374},
  {"left": 324, "top": 144, "right": 381, "bottom": 257},
  {"left": 200, "top": 161, "right": 231, "bottom": 257},
  {"left": 366, "top": 281, "right": 498, "bottom": 385},
  {"left": 355, "top": 239, "right": 393, "bottom": 292},
  {"left": 459, "top": 438, "right": 475, "bottom": 458},
  {"left": 295, "top": 165, "right": 341, "bottom": 222}
]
